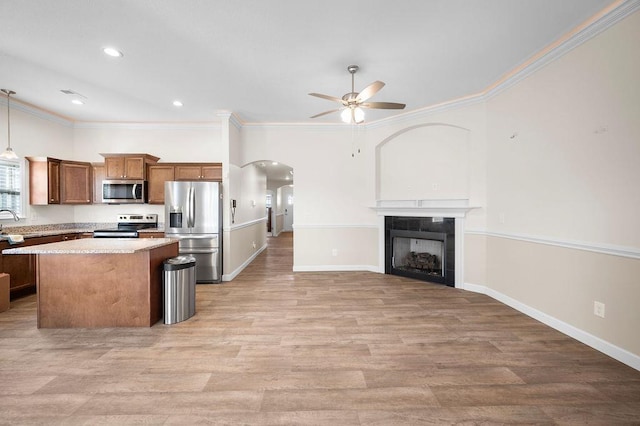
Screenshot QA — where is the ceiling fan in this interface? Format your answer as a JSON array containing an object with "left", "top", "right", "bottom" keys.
[{"left": 309, "top": 65, "right": 406, "bottom": 124}]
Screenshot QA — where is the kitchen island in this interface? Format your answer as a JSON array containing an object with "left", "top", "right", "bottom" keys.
[{"left": 2, "top": 238, "right": 178, "bottom": 328}]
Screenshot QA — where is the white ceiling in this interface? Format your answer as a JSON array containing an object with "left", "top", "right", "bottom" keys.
[{"left": 0, "top": 0, "right": 614, "bottom": 125}]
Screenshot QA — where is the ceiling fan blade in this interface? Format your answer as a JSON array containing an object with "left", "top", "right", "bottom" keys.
[
  {"left": 310, "top": 108, "right": 341, "bottom": 118},
  {"left": 361, "top": 101, "right": 406, "bottom": 110},
  {"left": 356, "top": 81, "right": 385, "bottom": 102},
  {"left": 309, "top": 92, "right": 346, "bottom": 104}
]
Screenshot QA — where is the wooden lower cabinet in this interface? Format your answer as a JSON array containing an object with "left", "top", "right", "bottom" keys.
[
  {"left": 139, "top": 232, "right": 165, "bottom": 238},
  {"left": 1, "top": 234, "right": 82, "bottom": 299}
]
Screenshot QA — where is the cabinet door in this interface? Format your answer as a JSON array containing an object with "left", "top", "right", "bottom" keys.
[
  {"left": 2, "top": 235, "right": 69, "bottom": 298},
  {"left": 0, "top": 248, "right": 34, "bottom": 294},
  {"left": 201, "top": 165, "right": 222, "bottom": 181},
  {"left": 48, "top": 160, "right": 61, "bottom": 204},
  {"left": 93, "top": 164, "right": 105, "bottom": 203},
  {"left": 147, "top": 165, "right": 175, "bottom": 204},
  {"left": 175, "top": 165, "right": 203, "bottom": 180},
  {"left": 60, "top": 162, "right": 92, "bottom": 204},
  {"left": 139, "top": 232, "right": 165, "bottom": 238},
  {"left": 104, "top": 157, "right": 125, "bottom": 179},
  {"left": 124, "top": 157, "right": 145, "bottom": 179}
]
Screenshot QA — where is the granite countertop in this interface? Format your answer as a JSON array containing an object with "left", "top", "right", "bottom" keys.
[
  {"left": 0, "top": 223, "right": 164, "bottom": 239},
  {"left": 2, "top": 238, "right": 177, "bottom": 255}
]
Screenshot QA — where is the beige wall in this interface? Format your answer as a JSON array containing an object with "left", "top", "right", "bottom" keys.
[
  {"left": 484, "top": 11, "right": 640, "bottom": 361},
  {"left": 294, "top": 226, "right": 378, "bottom": 270},
  {"left": 487, "top": 236, "right": 640, "bottom": 355},
  {"left": 223, "top": 162, "right": 267, "bottom": 279}
]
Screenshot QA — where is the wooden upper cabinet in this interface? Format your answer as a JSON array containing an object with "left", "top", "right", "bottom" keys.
[
  {"left": 175, "top": 163, "right": 222, "bottom": 181},
  {"left": 26, "top": 157, "right": 61, "bottom": 205},
  {"left": 60, "top": 161, "right": 92, "bottom": 204},
  {"left": 201, "top": 165, "right": 222, "bottom": 181},
  {"left": 147, "top": 165, "right": 175, "bottom": 204},
  {"left": 48, "top": 160, "right": 61, "bottom": 204},
  {"left": 100, "top": 154, "right": 160, "bottom": 180},
  {"left": 92, "top": 163, "right": 105, "bottom": 203}
]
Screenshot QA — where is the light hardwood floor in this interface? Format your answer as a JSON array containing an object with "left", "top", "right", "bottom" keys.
[{"left": 1, "top": 232, "right": 639, "bottom": 424}]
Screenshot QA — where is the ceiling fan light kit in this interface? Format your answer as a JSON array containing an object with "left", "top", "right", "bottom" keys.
[{"left": 309, "top": 64, "right": 405, "bottom": 124}]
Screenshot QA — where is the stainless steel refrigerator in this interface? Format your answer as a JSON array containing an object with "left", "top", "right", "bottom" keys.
[{"left": 164, "top": 181, "right": 222, "bottom": 283}]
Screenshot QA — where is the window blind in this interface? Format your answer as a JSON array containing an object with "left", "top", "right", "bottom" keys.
[{"left": 0, "top": 159, "right": 22, "bottom": 216}]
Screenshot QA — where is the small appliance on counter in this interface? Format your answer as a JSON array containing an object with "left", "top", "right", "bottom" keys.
[
  {"left": 164, "top": 181, "right": 222, "bottom": 283},
  {"left": 93, "top": 214, "right": 158, "bottom": 238}
]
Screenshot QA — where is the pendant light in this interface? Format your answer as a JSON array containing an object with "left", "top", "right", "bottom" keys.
[{"left": 1, "top": 89, "right": 18, "bottom": 160}]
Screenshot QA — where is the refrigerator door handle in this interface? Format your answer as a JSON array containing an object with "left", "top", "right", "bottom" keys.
[
  {"left": 181, "top": 248, "right": 218, "bottom": 254},
  {"left": 186, "top": 185, "right": 194, "bottom": 228},
  {"left": 190, "top": 185, "right": 196, "bottom": 228}
]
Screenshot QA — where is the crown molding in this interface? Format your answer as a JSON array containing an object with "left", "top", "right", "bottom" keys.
[
  {"left": 72, "top": 122, "right": 221, "bottom": 130},
  {"left": 0, "top": 96, "right": 74, "bottom": 128},
  {"left": 482, "top": 0, "right": 640, "bottom": 101},
  {"left": 6, "top": 1, "right": 637, "bottom": 131}
]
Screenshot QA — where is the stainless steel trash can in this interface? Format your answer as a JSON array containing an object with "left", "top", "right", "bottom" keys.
[{"left": 163, "top": 255, "right": 196, "bottom": 324}]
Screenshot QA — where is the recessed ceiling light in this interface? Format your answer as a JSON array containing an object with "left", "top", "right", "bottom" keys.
[
  {"left": 71, "top": 99, "right": 84, "bottom": 105},
  {"left": 103, "top": 47, "right": 123, "bottom": 57},
  {"left": 172, "top": 100, "right": 183, "bottom": 107},
  {"left": 272, "top": 161, "right": 278, "bottom": 165}
]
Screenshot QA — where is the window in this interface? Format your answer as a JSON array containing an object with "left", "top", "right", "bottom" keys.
[
  {"left": 265, "top": 193, "right": 272, "bottom": 208},
  {"left": 0, "top": 159, "right": 22, "bottom": 218}
]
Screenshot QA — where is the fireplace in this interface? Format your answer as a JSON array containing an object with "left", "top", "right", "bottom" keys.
[{"left": 385, "top": 216, "right": 455, "bottom": 286}]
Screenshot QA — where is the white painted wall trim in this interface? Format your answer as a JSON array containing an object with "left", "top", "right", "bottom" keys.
[
  {"left": 293, "top": 223, "right": 378, "bottom": 229},
  {"left": 222, "top": 242, "right": 267, "bottom": 281},
  {"left": 484, "top": 0, "right": 640, "bottom": 101},
  {"left": 73, "top": 122, "right": 221, "bottom": 130},
  {"left": 1, "top": 97, "right": 73, "bottom": 127},
  {"left": 293, "top": 264, "right": 379, "bottom": 273},
  {"left": 466, "top": 229, "right": 640, "bottom": 260},
  {"left": 224, "top": 216, "right": 267, "bottom": 232},
  {"left": 462, "top": 282, "right": 640, "bottom": 371}
]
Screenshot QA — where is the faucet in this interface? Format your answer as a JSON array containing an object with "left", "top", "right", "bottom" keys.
[
  {"left": 0, "top": 209, "right": 20, "bottom": 221},
  {"left": 0, "top": 209, "right": 20, "bottom": 233}
]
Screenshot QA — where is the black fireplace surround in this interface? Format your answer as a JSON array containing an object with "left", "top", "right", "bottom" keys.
[{"left": 385, "top": 216, "right": 455, "bottom": 287}]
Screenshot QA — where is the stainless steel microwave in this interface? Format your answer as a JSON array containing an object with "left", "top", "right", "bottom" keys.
[{"left": 102, "top": 180, "right": 148, "bottom": 204}]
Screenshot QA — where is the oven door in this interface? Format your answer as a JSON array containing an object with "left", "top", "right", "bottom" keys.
[{"left": 102, "top": 180, "right": 148, "bottom": 204}]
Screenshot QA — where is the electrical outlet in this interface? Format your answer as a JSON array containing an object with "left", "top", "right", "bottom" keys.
[
  {"left": 332, "top": 248, "right": 338, "bottom": 257},
  {"left": 252, "top": 241, "right": 256, "bottom": 249},
  {"left": 432, "top": 183, "right": 439, "bottom": 190},
  {"left": 594, "top": 301, "right": 605, "bottom": 318}
]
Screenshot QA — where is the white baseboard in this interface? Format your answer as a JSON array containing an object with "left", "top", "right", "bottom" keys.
[
  {"left": 462, "top": 282, "right": 640, "bottom": 371},
  {"left": 293, "top": 264, "right": 379, "bottom": 273},
  {"left": 221, "top": 244, "right": 267, "bottom": 281}
]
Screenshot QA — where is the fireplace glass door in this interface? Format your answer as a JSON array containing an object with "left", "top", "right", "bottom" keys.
[{"left": 392, "top": 236, "right": 445, "bottom": 277}]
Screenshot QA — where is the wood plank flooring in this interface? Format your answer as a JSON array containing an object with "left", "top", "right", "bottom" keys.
[{"left": 1, "top": 232, "right": 639, "bottom": 424}]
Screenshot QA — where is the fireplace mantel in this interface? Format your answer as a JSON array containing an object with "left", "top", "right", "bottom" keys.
[
  {"left": 371, "top": 199, "right": 479, "bottom": 218},
  {"left": 373, "top": 199, "right": 479, "bottom": 288}
]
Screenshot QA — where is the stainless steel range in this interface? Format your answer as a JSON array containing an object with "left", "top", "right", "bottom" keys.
[{"left": 93, "top": 214, "right": 158, "bottom": 238}]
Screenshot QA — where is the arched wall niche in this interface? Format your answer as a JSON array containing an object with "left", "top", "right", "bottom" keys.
[{"left": 375, "top": 123, "right": 472, "bottom": 201}]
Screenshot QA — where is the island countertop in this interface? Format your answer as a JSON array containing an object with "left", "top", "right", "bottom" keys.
[{"left": 2, "top": 237, "right": 177, "bottom": 255}]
